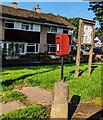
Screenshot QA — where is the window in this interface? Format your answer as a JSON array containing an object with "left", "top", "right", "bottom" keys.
[
  {"left": 51, "top": 27, "right": 57, "bottom": 33},
  {"left": 71, "top": 46, "right": 74, "bottom": 51},
  {"left": 63, "top": 28, "right": 68, "bottom": 34},
  {"left": 26, "top": 43, "right": 39, "bottom": 53},
  {"left": 94, "top": 40, "right": 98, "bottom": 43},
  {"left": 7, "top": 43, "right": 15, "bottom": 55},
  {"left": 14, "top": 22, "right": 21, "bottom": 29},
  {"left": 2, "top": 43, "right": 7, "bottom": 54},
  {"left": 21, "top": 23, "right": 40, "bottom": 31},
  {"left": 27, "top": 46, "right": 35, "bottom": 52},
  {"left": 2, "top": 42, "right": 26, "bottom": 55},
  {"left": 48, "top": 26, "right": 57, "bottom": 33},
  {"left": 33, "top": 24, "right": 40, "bottom": 32},
  {"left": 47, "top": 27, "right": 51, "bottom": 32},
  {"left": 0, "top": 42, "right": 1, "bottom": 49},
  {"left": 3, "top": 43, "right": 7, "bottom": 49},
  {"left": 35, "top": 44, "right": 39, "bottom": 53},
  {"left": 5, "top": 21, "right": 14, "bottom": 28},
  {"left": 2, "top": 42, "right": 12, "bottom": 55},
  {"left": 30, "top": 24, "right": 33, "bottom": 30},
  {"left": 57, "top": 28, "right": 63, "bottom": 34},
  {"left": 47, "top": 44, "right": 56, "bottom": 53},
  {"left": 20, "top": 44, "right": 25, "bottom": 54},
  {"left": 21, "top": 23, "right": 29, "bottom": 30}
]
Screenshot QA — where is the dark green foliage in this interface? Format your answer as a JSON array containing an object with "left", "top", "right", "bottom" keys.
[
  {"left": 89, "top": 1, "right": 103, "bottom": 22},
  {"left": 63, "top": 17, "right": 79, "bottom": 39},
  {"left": 89, "top": 1, "right": 103, "bottom": 37},
  {"left": 95, "top": 27, "right": 103, "bottom": 37}
]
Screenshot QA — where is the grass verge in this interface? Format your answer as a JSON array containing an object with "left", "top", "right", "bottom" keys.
[
  {"left": 1, "top": 62, "right": 102, "bottom": 103},
  {"left": 1, "top": 104, "right": 48, "bottom": 119}
]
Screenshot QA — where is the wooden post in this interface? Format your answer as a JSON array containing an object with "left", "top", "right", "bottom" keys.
[
  {"left": 75, "top": 19, "right": 83, "bottom": 78},
  {"left": 61, "top": 55, "right": 64, "bottom": 80},
  {"left": 87, "top": 25, "right": 95, "bottom": 76}
]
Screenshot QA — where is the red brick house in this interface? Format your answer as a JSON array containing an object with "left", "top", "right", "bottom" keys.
[{"left": 0, "top": 2, "right": 74, "bottom": 65}]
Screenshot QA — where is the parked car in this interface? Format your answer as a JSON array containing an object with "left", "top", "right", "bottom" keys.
[{"left": 93, "top": 47, "right": 101, "bottom": 54}]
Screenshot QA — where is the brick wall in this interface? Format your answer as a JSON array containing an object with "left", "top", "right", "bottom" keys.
[
  {"left": 40, "top": 25, "right": 47, "bottom": 53},
  {"left": 0, "top": 19, "right": 4, "bottom": 41}
]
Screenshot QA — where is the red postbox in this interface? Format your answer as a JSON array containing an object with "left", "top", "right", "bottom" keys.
[{"left": 56, "top": 34, "right": 70, "bottom": 55}]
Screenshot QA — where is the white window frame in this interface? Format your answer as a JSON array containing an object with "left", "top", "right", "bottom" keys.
[
  {"left": 5, "top": 20, "right": 14, "bottom": 29},
  {"left": 2, "top": 42, "right": 10, "bottom": 55},
  {"left": 21, "top": 23, "right": 30, "bottom": 30},
  {"left": 14, "top": 22, "right": 21, "bottom": 30},
  {"left": 0, "top": 42, "right": 1, "bottom": 48},
  {"left": 0, "top": 41, "right": 3, "bottom": 48},
  {"left": 26, "top": 43, "right": 39, "bottom": 54},
  {"left": 33, "top": 24, "right": 41, "bottom": 32},
  {"left": 47, "top": 26, "right": 57, "bottom": 33},
  {"left": 47, "top": 44, "right": 56, "bottom": 53},
  {"left": 63, "top": 28, "right": 68, "bottom": 34},
  {"left": 2, "top": 42, "right": 26, "bottom": 55},
  {"left": 57, "top": 28, "right": 63, "bottom": 34},
  {"left": 18, "top": 43, "right": 26, "bottom": 55}
]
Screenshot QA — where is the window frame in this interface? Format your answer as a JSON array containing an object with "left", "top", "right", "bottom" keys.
[
  {"left": 47, "top": 44, "right": 56, "bottom": 53},
  {"left": 5, "top": 20, "right": 14, "bottom": 29},
  {"left": 1, "top": 42, "right": 26, "bottom": 55},
  {"left": 63, "top": 28, "right": 68, "bottom": 34},
  {"left": 21, "top": 23, "right": 30, "bottom": 30},
  {"left": 47, "top": 26, "right": 57, "bottom": 33},
  {"left": 26, "top": 43, "right": 39, "bottom": 54}
]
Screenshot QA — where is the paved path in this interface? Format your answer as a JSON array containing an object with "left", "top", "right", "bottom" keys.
[
  {"left": 1, "top": 86, "right": 101, "bottom": 119},
  {"left": 1, "top": 101, "right": 26, "bottom": 114},
  {"left": 1, "top": 87, "right": 53, "bottom": 114},
  {"left": 72, "top": 102, "right": 101, "bottom": 119},
  {"left": 17, "top": 87, "right": 53, "bottom": 106}
]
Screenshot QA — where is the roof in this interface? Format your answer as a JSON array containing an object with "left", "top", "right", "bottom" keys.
[
  {"left": 80, "top": 18, "right": 95, "bottom": 25},
  {"left": 94, "top": 36, "right": 103, "bottom": 43},
  {"left": 0, "top": 4, "right": 74, "bottom": 28},
  {"left": 98, "top": 36, "right": 103, "bottom": 42}
]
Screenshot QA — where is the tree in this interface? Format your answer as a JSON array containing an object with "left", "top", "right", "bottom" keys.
[
  {"left": 63, "top": 17, "right": 79, "bottom": 39},
  {"left": 89, "top": 1, "right": 103, "bottom": 37}
]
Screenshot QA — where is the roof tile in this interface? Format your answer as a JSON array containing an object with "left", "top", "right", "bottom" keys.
[{"left": 0, "top": 5, "right": 74, "bottom": 28}]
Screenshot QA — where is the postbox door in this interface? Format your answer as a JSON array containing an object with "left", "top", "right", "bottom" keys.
[{"left": 56, "top": 34, "right": 70, "bottom": 55}]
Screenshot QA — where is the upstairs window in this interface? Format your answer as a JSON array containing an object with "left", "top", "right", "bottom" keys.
[
  {"left": 30, "top": 24, "right": 33, "bottom": 30},
  {"left": 63, "top": 28, "right": 68, "bottom": 34},
  {"left": 21, "top": 23, "right": 29, "bottom": 30},
  {"left": 0, "top": 42, "right": 1, "bottom": 49},
  {"left": 51, "top": 27, "right": 57, "bottom": 33},
  {"left": 5, "top": 21, "right": 14, "bottom": 28},
  {"left": 33, "top": 24, "right": 40, "bottom": 32},
  {"left": 48, "top": 26, "right": 57, "bottom": 33}
]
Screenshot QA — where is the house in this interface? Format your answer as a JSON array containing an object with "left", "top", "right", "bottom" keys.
[
  {"left": 0, "top": 2, "right": 74, "bottom": 65},
  {"left": 94, "top": 36, "right": 103, "bottom": 48}
]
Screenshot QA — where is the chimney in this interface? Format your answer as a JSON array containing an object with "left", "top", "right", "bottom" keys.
[
  {"left": 11, "top": 2, "right": 18, "bottom": 8},
  {"left": 35, "top": 5, "right": 41, "bottom": 13}
]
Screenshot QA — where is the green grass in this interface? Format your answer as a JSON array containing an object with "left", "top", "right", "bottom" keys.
[
  {"left": 1, "top": 62, "right": 102, "bottom": 103},
  {"left": 1, "top": 104, "right": 48, "bottom": 119}
]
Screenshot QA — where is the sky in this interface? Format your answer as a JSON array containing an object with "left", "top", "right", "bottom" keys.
[{"left": 1, "top": 1, "right": 99, "bottom": 27}]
